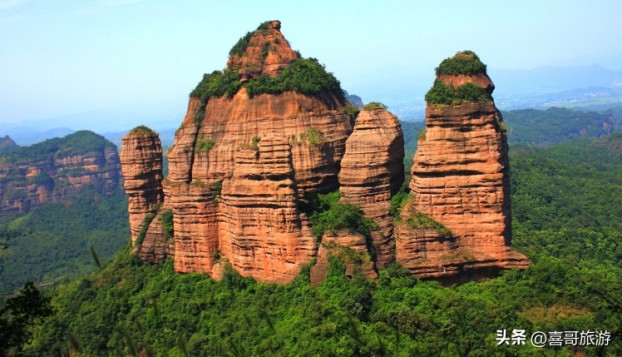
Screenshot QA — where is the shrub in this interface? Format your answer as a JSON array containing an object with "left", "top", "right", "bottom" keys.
[
  {"left": 196, "top": 137, "right": 215, "bottom": 152},
  {"left": 364, "top": 102, "right": 387, "bottom": 110},
  {"left": 191, "top": 57, "right": 343, "bottom": 100},
  {"left": 239, "top": 137, "right": 260, "bottom": 151},
  {"left": 425, "top": 80, "right": 492, "bottom": 105},
  {"left": 303, "top": 191, "right": 377, "bottom": 241},
  {"left": 256, "top": 20, "right": 273, "bottom": 32},
  {"left": 135, "top": 212, "right": 156, "bottom": 247},
  {"left": 435, "top": 50, "right": 487, "bottom": 76},
  {"left": 190, "top": 70, "right": 242, "bottom": 100},
  {"left": 191, "top": 179, "right": 205, "bottom": 187},
  {"left": 418, "top": 129, "right": 427, "bottom": 141},
  {"left": 300, "top": 128, "right": 322, "bottom": 146},
  {"left": 159, "top": 209, "right": 174, "bottom": 240},
  {"left": 342, "top": 105, "right": 360, "bottom": 121},
  {"left": 244, "top": 58, "right": 343, "bottom": 98},
  {"left": 261, "top": 41, "right": 270, "bottom": 59},
  {"left": 405, "top": 212, "right": 452, "bottom": 236},
  {"left": 229, "top": 31, "right": 253, "bottom": 57},
  {"left": 389, "top": 184, "right": 411, "bottom": 218},
  {"left": 497, "top": 120, "right": 507, "bottom": 132},
  {"left": 31, "top": 173, "right": 55, "bottom": 188},
  {"left": 129, "top": 125, "right": 156, "bottom": 135},
  {"left": 210, "top": 181, "right": 222, "bottom": 201}
]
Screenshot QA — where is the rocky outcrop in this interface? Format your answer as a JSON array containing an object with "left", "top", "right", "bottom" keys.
[
  {"left": 168, "top": 91, "right": 352, "bottom": 197},
  {"left": 396, "top": 52, "right": 530, "bottom": 280},
  {"left": 218, "top": 137, "right": 316, "bottom": 283},
  {"left": 227, "top": 20, "right": 298, "bottom": 81},
  {"left": 310, "top": 231, "right": 377, "bottom": 286},
  {"left": 158, "top": 21, "right": 354, "bottom": 281},
  {"left": 0, "top": 131, "right": 121, "bottom": 216},
  {"left": 122, "top": 27, "right": 528, "bottom": 285},
  {"left": 339, "top": 108, "right": 404, "bottom": 268},
  {"left": 119, "top": 127, "right": 164, "bottom": 247}
]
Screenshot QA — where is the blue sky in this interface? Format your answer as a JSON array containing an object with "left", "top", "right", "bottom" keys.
[{"left": 1, "top": 0, "right": 621, "bottom": 132}]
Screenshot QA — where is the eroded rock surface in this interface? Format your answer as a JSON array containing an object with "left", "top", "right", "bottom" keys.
[
  {"left": 397, "top": 52, "right": 530, "bottom": 279},
  {"left": 339, "top": 108, "right": 404, "bottom": 268},
  {"left": 0, "top": 131, "right": 121, "bottom": 216},
  {"left": 120, "top": 130, "right": 164, "bottom": 245}
]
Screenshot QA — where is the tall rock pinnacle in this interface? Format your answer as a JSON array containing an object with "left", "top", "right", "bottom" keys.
[
  {"left": 120, "top": 126, "right": 164, "bottom": 245},
  {"left": 396, "top": 51, "right": 530, "bottom": 281},
  {"left": 226, "top": 20, "right": 299, "bottom": 81},
  {"left": 153, "top": 20, "right": 353, "bottom": 282},
  {"left": 339, "top": 105, "right": 404, "bottom": 268}
]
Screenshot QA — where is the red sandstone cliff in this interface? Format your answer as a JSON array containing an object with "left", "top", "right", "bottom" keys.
[
  {"left": 121, "top": 26, "right": 527, "bottom": 285},
  {"left": 155, "top": 20, "right": 354, "bottom": 281},
  {"left": 119, "top": 128, "right": 166, "bottom": 264},
  {"left": 396, "top": 52, "right": 530, "bottom": 280},
  {"left": 339, "top": 107, "right": 404, "bottom": 268},
  {"left": 227, "top": 20, "right": 299, "bottom": 81},
  {"left": 0, "top": 131, "right": 121, "bottom": 216}
]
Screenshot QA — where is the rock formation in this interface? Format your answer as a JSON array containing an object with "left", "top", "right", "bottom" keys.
[
  {"left": 339, "top": 106, "right": 404, "bottom": 268},
  {"left": 310, "top": 231, "right": 377, "bottom": 286},
  {"left": 396, "top": 51, "right": 530, "bottom": 280},
  {"left": 218, "top": 137, "right": 316, "bottom": 283},
  {"left": 121, "top": 26, "right": 529, "bottom": 284},
  {"left": 119, "top": 126, "right": 165, "bottom": 258},
  {"left": 0, "top": 131, "right": 121, "bottom": 216},
  {"left": 121, "top": 20, "right": 363, "bottom": 282},
  {"left": 227, "top": 20, "right": 298, "bottom": 81}
]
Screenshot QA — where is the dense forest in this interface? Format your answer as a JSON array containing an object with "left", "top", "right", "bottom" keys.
[
  {"left": 0, "top": 130, "right": 617, "bottom": 355},
  {"left": 0, "top": 190, "right": 129, "bottom": 295}
]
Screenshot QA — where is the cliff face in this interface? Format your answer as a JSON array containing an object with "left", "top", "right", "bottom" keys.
[
  {"left": 227, "top": 20, "right": 299, "bottom": 81},
  {"left": 119, "top": 128, "right": 164, "bottom": 248},
  {"left": 124, "top": 20, "right": 355, "bottom": 282},
  {"left": 0, "top": 131, "right": 121, "bottom": 216},
  {"left": 339, "top": 107, "right": 404, "bottom": 268},
  {"left": 218, "top": 137, "right": 316, "bottom": 283},
  {"left": 121, "top": 27, "right": 528, "bottom": 284},
  {"left": 396, "top": 52, "right": 530, "bottom": 280}
]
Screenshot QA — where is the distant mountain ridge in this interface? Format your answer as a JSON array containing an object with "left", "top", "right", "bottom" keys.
[
  {"left": 0, "top": 130, "right": 122, "bottom": 216},
  {"left": 402, "top": 106, "right": 622, "bottom": 161},
  {"left": 0, "top": 136, "right": 18, "bottom": 153}
]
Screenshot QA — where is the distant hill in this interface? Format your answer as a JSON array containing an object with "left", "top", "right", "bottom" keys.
[
  {"left": 503, "top": 107, "right": 622, "bottom": 146},
  {"left": 0, "top": 136, "right": 18, "bottom": 154},
  {"left": 0, "top": 131, "right": 122, "bottom": 216},
  {"left": 344, "top": 91, "right": 364, "bottom": 109},
  {"left": 2, "top": 127, "right": 75, "bottom": 146}
]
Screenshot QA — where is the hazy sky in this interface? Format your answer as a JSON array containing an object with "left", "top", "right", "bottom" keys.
[{"left": 1, "top": 0, "right": 621, "bottom": 132}]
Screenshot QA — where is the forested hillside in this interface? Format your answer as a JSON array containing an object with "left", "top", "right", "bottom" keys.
[
  {"left": 0, "top": 189, "right": 129, "bottom": 295},
  {"left": 9, "top": 133, "right": 620, "bottom": 356}
]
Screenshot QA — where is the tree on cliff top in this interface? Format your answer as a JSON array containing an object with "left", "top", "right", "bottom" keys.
[{"left": 435, "top": 50, "right": 487, "bottom": 76}]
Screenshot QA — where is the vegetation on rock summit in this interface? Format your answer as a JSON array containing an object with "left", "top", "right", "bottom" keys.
[
  {"left": 435, "top": 50, "right": 487, "bottom": 76},
  {"left": 190, "top": 58, "right": 343, "bottom": 101}
]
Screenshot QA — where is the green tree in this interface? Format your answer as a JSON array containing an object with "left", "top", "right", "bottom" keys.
[{"left": 0, "top": 282, "right": 53, "bottom": 353}]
